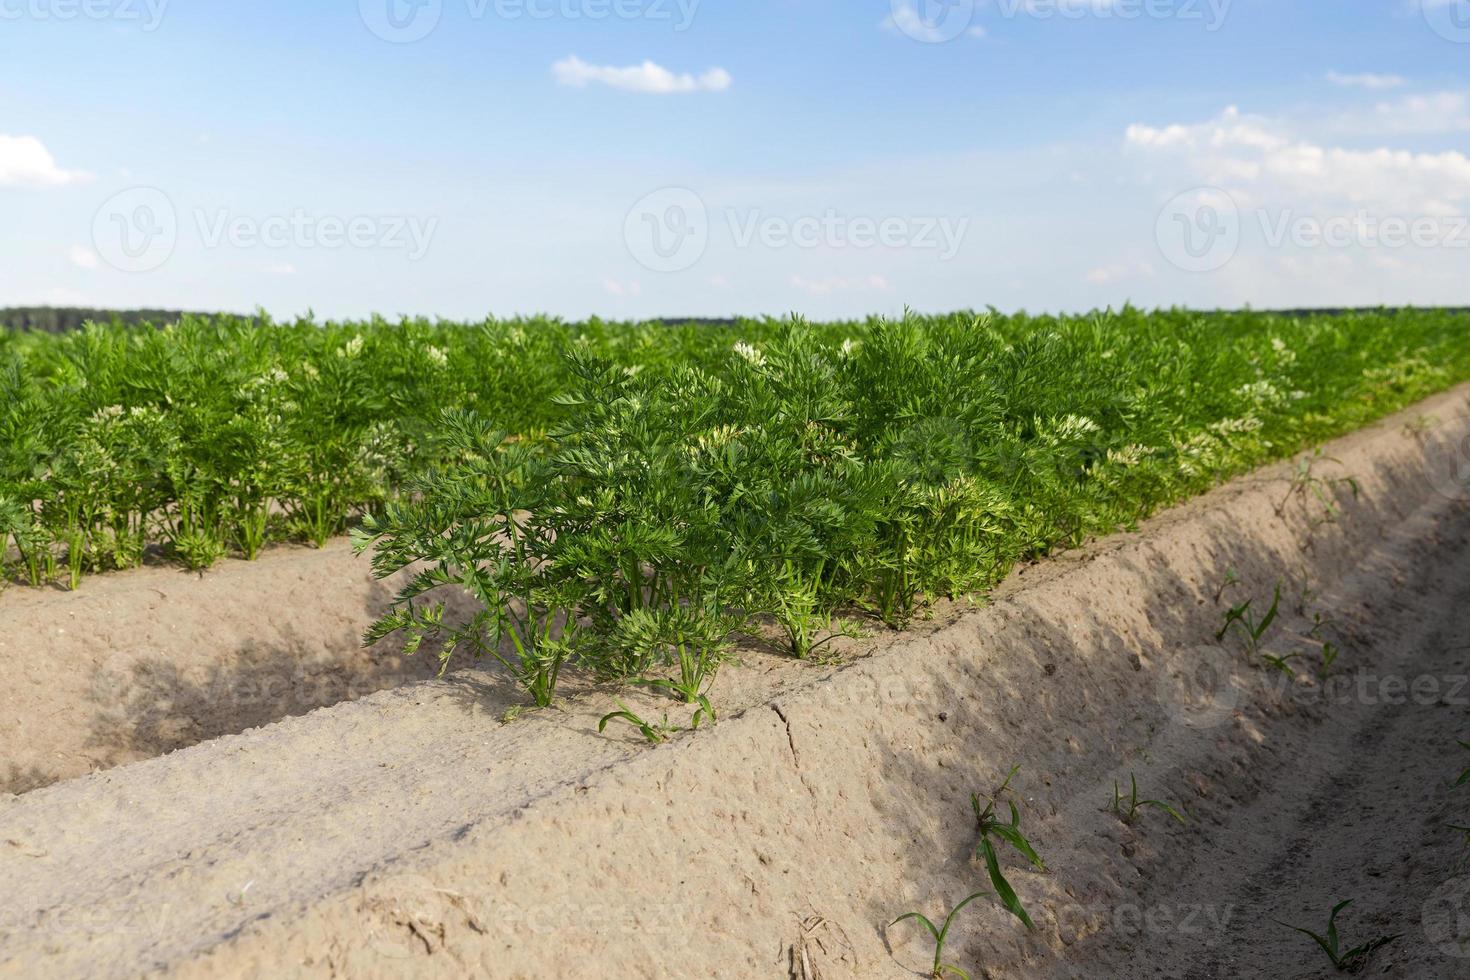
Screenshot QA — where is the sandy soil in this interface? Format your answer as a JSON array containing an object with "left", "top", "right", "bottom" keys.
[
  {"left": 2, "top": 386, "right": 1469, "bottom": 979},
  {"left": 0, "top": 543, "right": 477, "bottom": 794}
]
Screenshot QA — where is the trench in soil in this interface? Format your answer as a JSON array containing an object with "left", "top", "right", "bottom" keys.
[{"left": 1, "top": 388, "right": 1469, "bottom": 980}]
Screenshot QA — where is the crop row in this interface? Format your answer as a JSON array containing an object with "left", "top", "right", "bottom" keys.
[
  {"left": 3, "top": 309, "right": 1467, "bottom": 604},
  {"left": 355, "top": 307, "right": 1470, "bottom": 709},
  {"left": 0, "top": 313, "right": 785, "bottom": 587}
]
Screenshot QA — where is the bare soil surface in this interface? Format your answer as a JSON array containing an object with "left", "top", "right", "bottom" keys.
[
  {"left": 2, "top": 387, "right": 1469, "bottom": 979},
  {"left": 0, "top": 543, "right": 476, "bottom": 794}
]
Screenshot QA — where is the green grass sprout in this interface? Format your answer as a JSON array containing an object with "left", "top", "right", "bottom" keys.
[{"left": 891, "top": 892, "right": 991, "bottom": 980}]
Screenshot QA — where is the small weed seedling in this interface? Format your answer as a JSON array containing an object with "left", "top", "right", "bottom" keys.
[
  {"left": 1404, "top": 414, "right": 1436, "bottom": 444},
  {"left": 1305, "top": 610, "right": 1333, "bottom": 640},
  {"left": 1295, "top": 581, "right": 1316, "bottom": 618},
  {"left": 1213, "top": 567, "right": 1240, "bottom": 604},
  {"left": 1275, "top": 449, "right": 1361, "bottom": 527},
  {"left": 1262, "top": 652, "right": 1303, "bottom": 678},
  {"left": 1276, "top": 900, "right": 1399, "bottom": 973},
  {"left": 1111, "top": 773, "right": 1186, "bottom": 827},
  {"left": 970, "top": 766, "right": 1045, "bottom": 930},
  {"left": 597, "top": 701, "right": 710, "bottom": 744},
  {"left": 1217, "top": 583, "right": 1282, "bottom": 656},
  {"left": 1317, "top": 642, "right": 1341, "bottom": 681},
  {"left": 890, "top": 891, "right": 990, "bottom": 980},
  {"left": 1455, "top": 741, "right": 1470, "bottom": 787}
]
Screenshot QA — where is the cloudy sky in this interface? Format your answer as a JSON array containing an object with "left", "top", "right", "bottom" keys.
[{"left": 3, "top": 0, "right": 1469, "bottom": 320}]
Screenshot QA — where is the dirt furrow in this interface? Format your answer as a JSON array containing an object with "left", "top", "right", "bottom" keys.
[
  {"left": 1036, "top": 499, "right": 1470, "bottom": 979},
  {"left": 2, "top": 385, "right": 1468, "bottom": 979}
]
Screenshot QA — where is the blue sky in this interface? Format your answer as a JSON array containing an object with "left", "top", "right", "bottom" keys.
[{"left": 2, "top": 0, "right": 1469, "bottom": 320}]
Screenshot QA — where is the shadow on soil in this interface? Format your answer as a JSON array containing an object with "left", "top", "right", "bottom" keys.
[
  {"left": 55, "top": 582, "right": 490, "bottom": 795},
  {"left": 857, "top": 451, "right": 1436, "bottom": 975}
]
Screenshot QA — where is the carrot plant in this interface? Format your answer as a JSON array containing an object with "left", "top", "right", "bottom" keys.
[{"left": 356, "top": 411, "right": 576, "bottom": 707}]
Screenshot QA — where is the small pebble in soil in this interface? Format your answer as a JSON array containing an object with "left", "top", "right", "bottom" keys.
[{"left": 937, "top": 712, "right": 948, "bottom": 722}]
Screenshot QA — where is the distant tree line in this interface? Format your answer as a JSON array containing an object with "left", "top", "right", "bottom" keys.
[{"left": 0, "top": 307, "right": 213, "bottom": 333}]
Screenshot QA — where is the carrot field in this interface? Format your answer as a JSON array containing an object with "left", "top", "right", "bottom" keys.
[{"left": 7, "top": 308, "right": 1470, "bottom": 714}]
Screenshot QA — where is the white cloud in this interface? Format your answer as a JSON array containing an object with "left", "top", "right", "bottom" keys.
[
  {"left": 68, "top": 245, "right": 99, "bottom": 270},
  {"left": 1326, "top": 91, "right": 1470, "bottom": 137},
  {"left": 1326, "top": 71, "right": 1406, "bottom": 90},
  {"left": 553, "top": 56, "right": 731, "bottom": 95},
  {"left": 1126, "top": 105, "right": 1470, "bottom": 213},
  {"left": 0, "top": 134, "right": 90, "bottom": 187}
]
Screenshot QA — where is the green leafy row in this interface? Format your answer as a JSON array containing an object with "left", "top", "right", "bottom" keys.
[
  {"left": 5, "top": 307, "right": 1468, "bottom": 601},
  {"left": 0, "top": 312, "right": 790, "bottom": 587},
  {"left": 357, "top": 307, "right": 1470, "bottom": 707}
]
